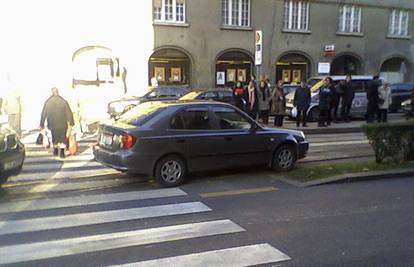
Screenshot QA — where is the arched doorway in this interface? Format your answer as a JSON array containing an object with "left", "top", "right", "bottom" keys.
[
  {"left": 148, "top": 47, "right": 191, "bottom": 86},
  {"left": 276, "top": 53, "right": 311, "bottom": 84},
  {"left": 215, "top": 49, "right": 254, "bottom": 87},
  {"left": 380, "top": 57, "right": 409, "bottom": 83},
  {"left": 330, "top": 54, "right": 362, "bottom": 75}
]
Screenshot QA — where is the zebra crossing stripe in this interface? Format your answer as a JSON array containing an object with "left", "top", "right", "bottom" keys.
[
  {"left": 0, "top": 188, "right": 187, "bottom": 214},
  {"left": 110, "top": 243, "right": 291, "bottom": 267},
  {"left": 6, "top": 178, "right": 139, "bottom": 195},
  {"left": 0, "top": 219, "right": 245, "bottom": 265},
  {"left": 0, "top": 202, "right": 211, "bottom": 235},
  {"left": 12, "top": 168, "right": 119, "bottom": 182},
  {"left": 21, "top": 161, "right": 103, "bottom": 172}
]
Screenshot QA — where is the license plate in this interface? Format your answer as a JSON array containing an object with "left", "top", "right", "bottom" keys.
[
  {"left": 3, "top": 159, "right": 21, "bottom": 171},
  {"left": 100, "top": 134, "right": 113, "bottom": 146}
]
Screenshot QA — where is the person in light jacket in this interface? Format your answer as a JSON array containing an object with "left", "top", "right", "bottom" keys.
[
  {"left": 271, "top": 80, "right": 286, "bottom": 127},
  {"left": 377, "top": 81, "right": 392, "bottom": 123}
]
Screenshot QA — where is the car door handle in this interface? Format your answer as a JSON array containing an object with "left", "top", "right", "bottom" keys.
[
  {"left": 177, "top": 139, "right": 186, "bottom": 144},
  {"left": 224, "top": 137, "right": 233, "bottom": 141}
]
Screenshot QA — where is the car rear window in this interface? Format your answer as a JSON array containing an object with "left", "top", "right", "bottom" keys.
[
  {"left": 118, "top": 102, "right": 166, "bottom": 126},
  {"left": 179, "top": 91, "right": 200, "bottom": 100}
]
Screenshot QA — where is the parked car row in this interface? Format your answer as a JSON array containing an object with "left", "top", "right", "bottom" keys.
[{"left": 285, "top": 76, "right": 414, "bottom": 121}]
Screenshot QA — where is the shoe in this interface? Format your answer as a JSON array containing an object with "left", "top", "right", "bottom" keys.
[
  {"left": 59, "top": 148, "right": 65, "bottom": 159},
  {"left": 302, "top": 124, "right": 308, "bottom": 127}
]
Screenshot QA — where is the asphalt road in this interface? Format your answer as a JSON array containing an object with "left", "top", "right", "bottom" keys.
[{"left": 0, "top": 132, "right": 412, "bottom": 266}]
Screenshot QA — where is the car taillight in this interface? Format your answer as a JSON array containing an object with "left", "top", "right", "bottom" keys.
[{"left": 120, "top": 133, "right": 136, "bottom": 150}]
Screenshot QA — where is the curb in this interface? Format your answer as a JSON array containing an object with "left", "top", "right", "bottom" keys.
[
  {"left": 277, "top": 168, "right": 414, "bottom": 188},
  {"left": 288, "top": 126, "right": 362, "bottom": 135}
]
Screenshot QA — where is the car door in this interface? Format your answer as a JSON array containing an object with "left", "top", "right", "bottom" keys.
[
  {"left": 168, "top": 106, "right": 227, "bottom": 172},
  {"left": 210, "top": 105, "right": 272, "bottom": 168}
]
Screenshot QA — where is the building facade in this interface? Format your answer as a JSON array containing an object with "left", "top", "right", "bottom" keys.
[{"left": 151, "top": 0, "right": 414, "bottom": 87}]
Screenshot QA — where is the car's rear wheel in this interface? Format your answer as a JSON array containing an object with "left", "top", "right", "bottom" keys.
[
  {"left": 273, "top": 145, "right": 296, "bottom": 172},
  {"left": 155, "top": 155, "right": 187, "bottom": 187}
]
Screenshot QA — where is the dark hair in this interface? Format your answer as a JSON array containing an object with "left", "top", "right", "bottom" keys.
[
  {"left": 373, "top": 75, "right": 379, "bottom": 80},
  {"left": 325, "top": 77, "right": 333, "bottom": 83}
]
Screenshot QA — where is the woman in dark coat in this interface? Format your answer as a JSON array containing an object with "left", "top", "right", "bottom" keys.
[
  {"left": 271, "top": 80, "right": 286, "bottom": 127},
  {"left": 318, "top": 77, "right": 333, "bottom": 127},
  {"left": 233, "top": 81, "right": 246, "bottom": 111},
  {"left": 246, "top": 81, "right": 258, "bottom": 120},
  {"left": 257, "top": 80, "right": 271, "bottom": 124},
  {"left": 40, "top": 87, "right": 75, "bottom": 158}
]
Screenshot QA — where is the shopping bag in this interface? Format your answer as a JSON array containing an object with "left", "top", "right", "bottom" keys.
[
  {"left": 68, "top": 134, "right": 78, "bottom": 155},
  {"left": 36, "top": 133, "right": 43, "bottom": 145},
  {"left": 291, "top": 107, "right": 298, "bottom": 118},
  {"left": 42, "top": 130, "right": 51, "bottom": 149}
]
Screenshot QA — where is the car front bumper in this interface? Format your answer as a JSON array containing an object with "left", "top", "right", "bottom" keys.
[
  {"left": 297, "top": 141, "right": 309, "bottom": 159},
  {"left": 0, "top": 144, "right": 25, "bottom": 179}
]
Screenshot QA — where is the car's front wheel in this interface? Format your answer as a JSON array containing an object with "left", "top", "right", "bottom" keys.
[
  {"left": 273, "top": 145, "right": 296, "bottom": 172},
  {"left": 155, "top": 155, "right": 187, "bottom": 187}
]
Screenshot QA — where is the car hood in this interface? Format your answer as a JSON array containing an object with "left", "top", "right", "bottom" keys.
[{"left": 262, "top": 127, "right": 304, "bottom": 137}]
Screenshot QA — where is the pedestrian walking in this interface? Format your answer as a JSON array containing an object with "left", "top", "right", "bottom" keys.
[
  {"left": 340, "top": 75, "right": 354, "bottom": 122},
  {"left": 257, "top": 80, "right": 271, "bottom": 124},
  {"left": 246, "top": 81, "right": 258, "bottom": 120},
  {"left": 293, "top": 81, "right": 311, "bottom": 127},
  {"left": 3, "top": 89, "right": 22, "bottom": 136},
  {"left": 233, "top": 81, "right": 246, "bottom": 111},
  {"left": 366, "top": 75, "right": 381, "bottom": 123},
  {"left": 271, "top": 80, "right": 286, "bottom": 127},
  {"left": 318, "top": 77, "right": 333, "bottom": 127},
  {"left": 377, "top": 81, "right": 392, "bottom": 123},
  {"left": 40, "top": 87, "right": 75, "bottom": 158}
]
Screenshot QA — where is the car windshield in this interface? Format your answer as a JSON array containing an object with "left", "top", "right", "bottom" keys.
[
  {"left": 118, "top": 101, "right": 167, "bottom": 126},
  {"left": 179, "top": 91, "right": 201, "bottom": 100}
]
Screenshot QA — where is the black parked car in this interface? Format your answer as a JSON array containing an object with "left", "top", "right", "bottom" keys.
[
  {"left": 0, "top": 124, "right": 25, "bottom": 186},
  {"left": 107, "top": 86, "right": 190, "bottom": 118},
  {"left": 390, "top": 83, "right": 414, "bottom": 112},
  {"left": 94, "top": 101, "right": 309, "bottom": 187},
  {"left": 179, "top": 88, "right": 235, "bottom": 105}
]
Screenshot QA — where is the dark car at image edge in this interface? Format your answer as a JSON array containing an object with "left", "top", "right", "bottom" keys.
[
  {"left": 94, "top": 101, "right": 309, "bottom": 187},
  {"left": 0, "top": 125, "right": 25, "bottom": 186}
]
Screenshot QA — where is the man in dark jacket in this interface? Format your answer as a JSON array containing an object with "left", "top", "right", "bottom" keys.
[
  {"left": 366, "top": 75, "right": 381, "bottom": 123},
  {"left": 293, "top": 81, "right": 311, "bottom": 127},
  {"left": 340, "top": 75, "right": 354, "bottom": 122},
  {"left": 40, "top": 87, "right": 75, "bottom": 158},
  {"left": 318, "top": 77, "right": 333, "bottom": 127}
]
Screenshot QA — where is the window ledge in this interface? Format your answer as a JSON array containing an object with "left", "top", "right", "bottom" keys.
[
  {"left": 221, "top": 25, "right": 253, "bottom": 31},
  {"left": 153, "top": 21, "right": 189, "bottom": 27},
  {"left": 282, "top": 29, "right": 311, "bottom": 34},
  {"left": 336, "top": 32, "right": 364, "bottom": 37},
  {"left": 386, "top": 35, "right": 411, "bottom": 40}
]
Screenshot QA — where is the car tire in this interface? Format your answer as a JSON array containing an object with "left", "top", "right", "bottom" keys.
[
  {"left": 307, "top": 107, "right": 319, "bottom": 122},
  {"left": 273, "top": 145, "right": 296, "bottom": 172},
  {"left": 155, "top": 155, "right": 187, "bottom": 187}
]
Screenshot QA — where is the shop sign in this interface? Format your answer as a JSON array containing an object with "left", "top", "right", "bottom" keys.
[
  {"left": 318, "top": 62, "right": 331, "bottom": 74},
  {"left": 255, "top": 30, "right": 262, "bottom": 66},
  {"left": 324, "top": 44, "right": 335, "bottom": 52},
  {"left": 217, "top": 72, "right": 225, "bottom": 85}
]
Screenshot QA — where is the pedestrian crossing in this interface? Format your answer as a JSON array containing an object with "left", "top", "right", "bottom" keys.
[{"left": 0, "top": 133, "right": 291, "bottom": 266}]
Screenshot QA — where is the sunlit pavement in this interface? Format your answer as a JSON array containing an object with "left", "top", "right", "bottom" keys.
[{"left": 0, "top": 132, "right": 413, "bottom": 266}]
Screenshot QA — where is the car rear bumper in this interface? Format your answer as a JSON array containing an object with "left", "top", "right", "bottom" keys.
[
  {"left": 93, "top": 145, "right": 153, "bottom": 175},
  {"left": 297, "top": 141, "right": 309, "bottom": 159}
]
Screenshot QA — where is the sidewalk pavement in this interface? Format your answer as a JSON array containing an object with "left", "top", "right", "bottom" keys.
[{"left": 266, "top": 113, "right": 408, "bottom": 134}]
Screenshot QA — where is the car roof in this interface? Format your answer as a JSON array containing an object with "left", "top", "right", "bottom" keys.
[
  {"left": 190, "top": 88, "right": 233, "bottom": 92},
  {"left": 310, "top": 75, "right": 377, "bottom": 81},
  {"left": 148, "top": 100, "right": 234, "bottom": 108}
]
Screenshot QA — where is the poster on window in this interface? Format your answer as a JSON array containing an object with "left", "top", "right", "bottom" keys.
[
  {"left": 237, "top": 69, "right": 246, "bottom": 82},
  {"left": 154, "top": 67, "right": 165, "bottom": 82},
  {"left": 217, "top": 72, "right": 225, "bottom": 85},
  {"left": 171, "top": 67, "right": 181, "bottom": 82},
  {"left": 227, "top": 69, "right": 236, "bottom": 82},
  {"left": 282, "top": 70, "right": 291, "bottom": 83},
  {"left": 292, "top": 69, "right": 301, "bottom": 84}
]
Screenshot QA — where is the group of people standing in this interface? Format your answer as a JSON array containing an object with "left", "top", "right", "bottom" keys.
[
  {"left": 315, "top": 75, "right": 356, "bottom": 127},
  {"left": 232, "top": 75, "right": 287, "bottom": 127},
  {"left": 366, "top": 76, "right": 392, "bottom": 123}
]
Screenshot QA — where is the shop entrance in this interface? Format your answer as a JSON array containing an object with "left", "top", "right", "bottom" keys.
[
  {"left": 148, "top": 48, "right": 191, "bottom": 86},
  {"left": 276, "top": 53, "right": 311, "bottom": 85},
  {"left": 215, "top": 50, "right": 253, "bottom": 87}
]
